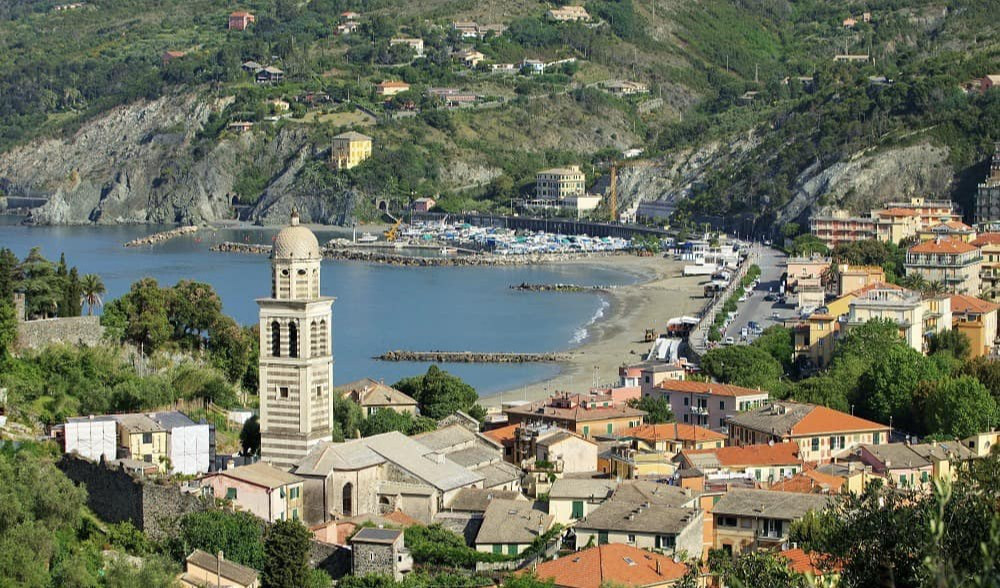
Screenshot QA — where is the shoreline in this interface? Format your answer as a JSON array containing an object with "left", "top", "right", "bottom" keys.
[{"left": 480, "top": 255, "right": 708, "bottom": 407}]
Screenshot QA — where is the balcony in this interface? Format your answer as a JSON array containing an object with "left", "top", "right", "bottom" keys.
[{"left": 690, "top": 406, "right": 709, "bottom": 416}]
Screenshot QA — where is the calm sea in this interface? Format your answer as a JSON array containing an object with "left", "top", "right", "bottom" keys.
[{"left": 0, "top": 219, "right": 636, "bottom": 396}]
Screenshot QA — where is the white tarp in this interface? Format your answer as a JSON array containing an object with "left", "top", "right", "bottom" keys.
[
  {"left": 65, "top": 418, "right": 116, "bottom": 462},
  {"left": 168, "top": 424, "right": 211, "bottom": 476}
]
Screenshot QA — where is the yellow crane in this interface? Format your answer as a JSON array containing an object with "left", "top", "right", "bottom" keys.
[
  {"left": 609, "top": 159, "right": 655, "bottom": 222},
  {"left": 384, "top": 217, "right": 402, "bottom": 241}
]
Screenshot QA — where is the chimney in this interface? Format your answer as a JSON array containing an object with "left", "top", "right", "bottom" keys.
[{"left": 655, "top": 560, "right": 661, "bottom": 575}]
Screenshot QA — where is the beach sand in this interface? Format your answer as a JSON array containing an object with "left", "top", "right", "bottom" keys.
[{"left": 483, "top": 254, "right": 708, "bottom": 407}]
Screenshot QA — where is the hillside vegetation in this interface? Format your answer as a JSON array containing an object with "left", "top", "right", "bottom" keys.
[{"left": 0, "top": 0, "right": 997, "bottom": 228}]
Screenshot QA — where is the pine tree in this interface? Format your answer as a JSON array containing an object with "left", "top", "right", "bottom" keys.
[{"left": 262, "top": 519, "right": 312, "bottom": 588}]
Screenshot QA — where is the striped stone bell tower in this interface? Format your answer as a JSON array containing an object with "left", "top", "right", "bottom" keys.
[{"left": 258, "top": 211, "right": 334, "bottom": 469}]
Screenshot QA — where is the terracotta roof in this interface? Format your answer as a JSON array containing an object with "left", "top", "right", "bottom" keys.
[
  {"left": 681, "top": 442, "right": 801, "bottom": 468},
  {"left": 928, "top": 221, "right": 974, "bottom": 231},
  {"left": 383, "top": 510, "right": 421, "bottom": 527},
  {"left": 779, "top": 548, "right": 842, "bottom": 575},
  {"left": 791, "top": 405, "right": 888, "bottom": 435},
  {"left": 623, "top": 423, "right": 726, "bottom": 443},
  {"left": 377, "top": 80, "right": 410, "bottom": 88},
  {"left": 482, "top": 423, "right": 517, "bottom": 445},
  {"left": 972, "top": 233, "right": 1000, "bottom": 246},
  {"left": 908, "top": 238, "right": 979, "bottom": 254},
  {"left": 531, "top": 544, "right": 688, "bottom": 588},
  {"left": 769, "top": 469, "right": 844, "bottom": 494},
  {"left": 505, "top": 399, "right": 646, "bottom": 423},
  {"left": 877, "top": 207, "right": 919, "bottom": 217},
  {"left": 950, "top": 294, "right": 1000, "bottom": 315},
  {"left": 654, "top": 380, "right": 768, "bottom": 398},
  {"left": 186, "top": 549, "right": 258, "bottom": 586}
]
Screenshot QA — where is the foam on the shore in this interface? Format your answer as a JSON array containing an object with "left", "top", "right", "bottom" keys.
[{"left": 571, "top": 297, "right": 610, "bottom": 345}]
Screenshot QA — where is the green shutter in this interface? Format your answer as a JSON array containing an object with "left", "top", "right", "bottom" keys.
[
  {"left": 582, "top": 426, "right": 590, "bottom": 437},
  {"left": 508, "top": 544, "right": 518, "bottom": 555},
  {"left": 492, "top": 544, "right": 502, "bottom": 555},
  {"left": 598, "top": 532, "right": 608, "bottom": 545},
  {"left": 225, "top": 487, "right": 237, "bottom": 500},
  {"left": 572, "top": 501, "right": 584, "bottom": 518},
  {"left": 607, "top": 423, "right": 614, "bottom": 434}
]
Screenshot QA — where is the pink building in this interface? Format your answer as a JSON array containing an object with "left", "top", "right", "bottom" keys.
[
  {"left": 229, "top": 11, "right": 255, "bottom": 31},
  {"left": 201, "top": 462, "right": 304, "bottom": 523},
  {"left": 412, "top": 197, "right": 436, "bottom": 213}
]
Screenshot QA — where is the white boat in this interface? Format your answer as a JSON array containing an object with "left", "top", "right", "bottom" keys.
[
  {"left": 357, "top": 232, "right": 378, "bottom": 243},
  {"left": 440, "top": 247, "right": 458, "bottom": 255}
]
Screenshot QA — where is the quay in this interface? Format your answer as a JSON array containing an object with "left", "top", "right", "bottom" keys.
[{"left": 375, "top": 350, "right": 570, "bottom": 363}]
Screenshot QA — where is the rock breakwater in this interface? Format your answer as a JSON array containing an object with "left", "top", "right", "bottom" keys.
[
  {"left": 511, "top": 283, "right": 611, "bottom": 292},
  {"left": 124, "top": 225, "right": 199, "bottom": 247},
  {"left": 376, "top": 350, "right": 570, "bottom": 363}
]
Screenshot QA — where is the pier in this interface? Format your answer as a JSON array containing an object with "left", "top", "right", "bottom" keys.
[
  {"left": 124, "top": 225, "right": 199, "bottom": 247},
  {"left": 375, "top": 350, "right": 570, "bottom": 363}
]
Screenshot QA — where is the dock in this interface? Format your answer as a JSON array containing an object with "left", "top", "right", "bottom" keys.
[{"left": 375, "top": 350, "right": 570, "bottom": 363}]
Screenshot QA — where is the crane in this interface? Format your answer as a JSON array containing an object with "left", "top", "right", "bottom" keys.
[
  {"left": 608, "top": 159, "right": 655, "bottom": 222},
  {"left": 384, "top": 217, "right": 402, "bottom": 241}
]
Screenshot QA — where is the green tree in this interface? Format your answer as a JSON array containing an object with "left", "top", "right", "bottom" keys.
[
  {"left": 262, "top": 519, "right": 313, "bottom": 588},
  {"left": 700, "top": 345, "right": 783, "bottom": 390},
  {"left": 170, "top": 510, "right": 265, "bottom": 570},
  {"left": 712, "top": 550, "right": 807, "bottom": 588},
  {"left": 111, "top": 278, "right": 172, "bottom": 352},
  {"left": 921, "top": 376, "right": 999, "bottom": 439},
  {"left": 0, "top": 300, "right": 16, "bottom": 358},
  {"left": 789, "top": 234, "right": 828, "bottom": 257},
  {"left": 169, "top": 280, "right": 223, "bottom": 348},
  {"left": 102, "top": 554, "right": 180, "bottom": 588},
  {"left": 361, "top": 408, "right": 437, "bottom": 437},
  {"left": 393, "top": 365, "right": 481, "bottom": 420},
  {"left": 502, "top": 573, "right": 555, "bottom": 587},
  {"left": 240, "top": 415, "right": 261, "bottom": 456},
  {"left": 0, "top": 248, "right": 21, "bottom": 301},
  {"left": 627, "top": 395, "right": 673, "bottom": 424},
  {"left": 209, "top": 315, "right": 255, "bottom": 386},
  {"left": 80, "top": 273, "right": 106, "bottom": 316},
  {"left": 856, "top": 344, "right": 942, "bottom": 433},
  {"left": 928, "top": 330, "right": 971, "bottom": 361},
  {"left": 752, "top": 326, "right": 794, "bottom": 373},
  {"left": 62, "top": 266, "right": 83, "bottom": 317},
  {"left": 332, "top": 393, "right": 365, "bottom": 441},
  {"left": 962, "top": 356, "right": 1000, "bottom": 401},
  {"left": 19, "top": 247, "right": 61, "bottom": 318}
]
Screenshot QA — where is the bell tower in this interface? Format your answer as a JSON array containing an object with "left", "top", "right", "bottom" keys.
[{"left": 257, "top": 211, "right": 334, "bottom": 469}]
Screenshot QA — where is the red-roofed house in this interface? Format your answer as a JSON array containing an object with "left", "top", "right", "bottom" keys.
[
  {"left": 676, "top": 442, "right": 803, "bottom": 484},
  {"left": 950, "top": 294, "right": 999, "bottom": 357},
  {"left": 779, "top": 548, "right": 842, "bottom": 578},
  {"left": 504, "top": 392, "right": 646, "bottom": 439},
  {"left": 727, "top": 402, "right": 891, "bottom": 463},
  {"left": 918, "top": 220, "right": 977, "bottom": 242},
  {"left": 905, "top": 237, "right": 982, "bottom": 295},
  {"left": 973, "top": 233, "right": 1000, "bottom": 300},
  {"left": 768, "top": 468, "right": 845, "bottom": 494},
  {"left": 623, "top": 423, "right": 726, "bottom": 452},
  {"left": 229, "top": 11, "right": 255, "bottom": 31},
  {"left": 482, "top": 423, "right": 518, "bottom": 462},
  {"left": 375, "top": 81, "right": 411, "bottom": 97},
  {"left": 649, "top": 380, "right": 770, "bottom": 432},
  {"left": 530, "top": 544, "right": 693, "bottom": 588}
]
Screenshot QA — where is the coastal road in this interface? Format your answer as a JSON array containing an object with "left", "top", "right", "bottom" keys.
[{"left": 723, "top": 246, "right": 793, "bottom": 342}]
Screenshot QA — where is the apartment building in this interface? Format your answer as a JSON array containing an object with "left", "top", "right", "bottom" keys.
[
  {"left": 974, "top": 143, "right": 1000, "bottom": 223},
  {"left": 950, "top": 294, "right": 1000, "bottom": 358},
  {"left": 535, "top": 166, "right": 586, "bottom": 201},
  {"left": 917, "top": 220, "right": 977, "bottom": 242},
  {"left": 504, "top": 392, "right": 646, "bottom": 439},
  {"left": 846, "top": 286, "right": 951, "bottom": 353},
  {"left": 904, "top": 237, "right": 982, "bottom": 295},
  {"left": 712, "top": 490, "right": 831, "bottom": 555},
  {"left": 972, "top": 233, "right": 1000, "bottom": 300},
  {"left": 330, "top": 131, "right": 373, "bottom": 170},
  {"left": 835, "top": 264, "right": 885, "bottom": 296},
  {"left": 809, "top": 209, "right": 876, "bottom": 246},
  {"left": 810, "top": 198, "right": 960, "bottom": 246},
  {"left": 648, "top": 380, "right": 770, "bottom": 432},
  {"left": 791, "top": 313, "right": 838, "bottom": 368},
  {"left": 727, "top": 402, "right": 891, "bottom": 463}
]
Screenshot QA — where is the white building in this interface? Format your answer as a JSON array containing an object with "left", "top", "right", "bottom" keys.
[
  {"left": 64, "top": 415, "right": 117, "bottom": 462},
  {"left": 152, "top": 411, "right": 212, "bottom": 476}
]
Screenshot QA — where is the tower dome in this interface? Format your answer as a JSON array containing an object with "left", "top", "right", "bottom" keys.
[{"left": 272, "top": 210, "right": 321, "bottom": 260}]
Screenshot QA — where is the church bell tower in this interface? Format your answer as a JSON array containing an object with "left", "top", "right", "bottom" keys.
[{"left": 257, "top": 211, "right": 334, "bottom": 469}]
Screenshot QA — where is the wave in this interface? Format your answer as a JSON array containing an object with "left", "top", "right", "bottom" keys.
[{"left": 570, "top": 297, "right": 610, "bottom": 345}]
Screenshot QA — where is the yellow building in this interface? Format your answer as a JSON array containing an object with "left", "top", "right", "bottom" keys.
[
  {"left": 951, "top": 294, "right": 999, "bottom": 358},
  {"left": 917, "top": 220, "right": 977, "bottom": 242},
  {"left": 534, "top": 165, "right": 586, "bottom": 202},
  {"left": 847, "top": 286, "right": 951, "bottom": 353},
  {"left": 836, "top": 264, "right": 886, "bottom": 296},
  {"left": 972, "top": 233, "right": 1000, "bottom": 300},
  {"left": 331, "top": 131, "right": 373, "bottom": 170},
  {"left": 114, "top": 414, "right": 169, "bottom": 472},
  {"left": 792, "top": 313, "right": 838, "bottom": 369},
  {"left": 873, "top": 208, "right": 921, "bottom": 243}
]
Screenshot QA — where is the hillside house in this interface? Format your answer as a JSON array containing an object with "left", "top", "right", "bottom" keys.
[
  {"left": 181, "top": 550, "right": 259, "bottom": 588},
  {"left": 375, "top": 81, "right": 411, "bottom": 97},
  {"left": 201, "top": 462, "right": 304, "bottom": 523},
  {"left": 547, "top": 5, "right": 590, "bottom": 21},
  {"left": 390, "top": 38, "right": 424, "bottom": 57},
  {"left": 712, "top": 489, "right": 831, "bottom": 554},
  {"left": 255, "top": 66, "right": 284, "bottom": 84},
  {"left": 329, "top": 132, "right": 374, "bottom": 171},
  {"left": 228, "top": 11, "right": 255, "bottom": 31}
]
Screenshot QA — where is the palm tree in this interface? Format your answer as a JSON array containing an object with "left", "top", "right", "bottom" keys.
[{"left": 80, "top": 274, "right": 106, "bottom": 315}]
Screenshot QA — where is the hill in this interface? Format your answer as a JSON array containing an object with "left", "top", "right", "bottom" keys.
[{"left": 0, "top": 0, "right": 997, "bottom": 230}]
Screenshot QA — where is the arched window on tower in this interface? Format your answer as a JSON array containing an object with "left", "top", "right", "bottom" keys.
[
  {"left": 288, "top": 322, "right": 298, "bottom": 358},
  {"left": 312, "top": 268, "right": 319, "bottom": 298},
  {"left": 342, "top": 482, "right": 353, "bottom": 516},
  {"left": 310, "top": 321, "right": 318, "bottom": 356},
  {"left": 270, "top": 321, "right": 281, "bottom": 357},
  {"left": 320, "top": 319, "right": 328, "bottom": 355}
]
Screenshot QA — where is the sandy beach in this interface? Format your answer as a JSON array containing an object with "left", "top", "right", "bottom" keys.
[{"left": 482, "top": 254, "right": 708, "bottom": 407}]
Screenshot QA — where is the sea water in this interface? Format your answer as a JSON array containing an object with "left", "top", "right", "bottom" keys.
[{"left": 0, "top": 220, "right": 637, "bottom": 395}]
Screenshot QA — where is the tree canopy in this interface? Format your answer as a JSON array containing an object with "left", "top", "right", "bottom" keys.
[{"left": 393, "top": 365, "right": 484, "bottom": 421}]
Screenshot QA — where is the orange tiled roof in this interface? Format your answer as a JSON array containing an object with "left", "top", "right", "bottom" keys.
[
  {"left": 908, "top": 238, "right": 979, "bottom": 254},
  {"left": 779, "top": 548, "right": 842, "bottom": 575},
  {"left": 482, "top": 424, "right": 517, "bottom": 445},
  {"left": 624, "top": 423, "right": 726, "bottom": 443},
  {"left": 790, "top": 405, "right": 888, "bottom": 435},
  {"left": 654, "top": 380, "right": 767, "bottom": 398},
  {"left": 950, "top": 294, "right": 1000, "bottom": 315},
  {"left": 377, "top": 80, "right": 410, "bottom": 88},
  {"left": 383, "top": 510, "right": 420, "bottom": 527},
  {"left": 933, "top": 221, "right": 974, "bottom": 231},
  {"left": 769, "top": 469, "right": 844, "bottom": 494},
  {"left": 531, "top": 544, "right": 688, "bottom": 588},
  {"left": 972, "top": 232, "right": 1000, "bottom": 246},
  {"left": 877, "top": 207, "right": 919, "bottom": 217},
  {"left": 682, "top": 442, "right": 801, "bottom": 467}
]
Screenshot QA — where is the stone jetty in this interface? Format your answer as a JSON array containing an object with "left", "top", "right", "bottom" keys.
[
  {"left": 212, "top": 242, "right": 272, "bottom": 254},
  {"left": 376, "top": 350, "right": 570, "bottom": 363},
  {"left": 511, "top": 283, "right": 611, "bottom": 292},
  {"left": 124, "top": 225, "right": 199, "bottom": 247}
]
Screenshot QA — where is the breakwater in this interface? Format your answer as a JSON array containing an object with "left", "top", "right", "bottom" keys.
[
  {"left": 512, "top": 283, "right": 612, "bottom": 292},
  {"left": 212, "top": 241, "right": 629, "bottom": 267},
  {"left": 124, "top": 225, "right": 199, "bottom": 247},
  {"left": 376, "top": 350, "right": 570, "bottom": 363}
]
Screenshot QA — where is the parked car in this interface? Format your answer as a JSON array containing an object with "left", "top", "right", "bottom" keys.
[
  {"left": 764, "top": 293, "right": 776, "bottom": 302},
  {"left": 723, "top": 336, "right": 735, "bottom": 345}
]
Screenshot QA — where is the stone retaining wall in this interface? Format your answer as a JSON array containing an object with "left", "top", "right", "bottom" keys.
[{"left": 17, "top": 315, "right": 104, "bottom": 350}]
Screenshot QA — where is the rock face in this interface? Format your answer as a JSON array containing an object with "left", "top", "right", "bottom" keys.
[{"left": 0, "top": 91, "right": 321, "bottom": 225}]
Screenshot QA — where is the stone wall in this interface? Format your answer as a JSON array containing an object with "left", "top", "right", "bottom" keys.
[
  {"left": 16, "top": 315, "right": 104, "bottom": 350},
  {"left": 352, "top": 542, "right": 397, "bottom": 579},
  {"left": 310, "top": 540, "right": 350, "bottom": 580},
  {"left": 57, "top": 454, "right": 209, "bottom": 539}
]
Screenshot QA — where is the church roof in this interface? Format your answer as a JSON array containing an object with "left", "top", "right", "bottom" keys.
[{"left": 273, "top": 211, "right": 321, "bottom": 260}]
